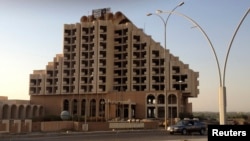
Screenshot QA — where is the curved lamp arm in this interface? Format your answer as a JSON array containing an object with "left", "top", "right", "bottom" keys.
[
  {"left": 160, "top": 10, "right": 222, "bottom": 86},
  {"left": 223, "top": 8, "right": 250, "bottom": 86}
]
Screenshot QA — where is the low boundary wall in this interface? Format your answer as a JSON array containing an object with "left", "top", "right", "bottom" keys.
[
  {"left": 0, "top": 120, "right": 159, "bottom": 134},
  {"left": 0, "top": 120, "right": 32, "bottom": 134}
]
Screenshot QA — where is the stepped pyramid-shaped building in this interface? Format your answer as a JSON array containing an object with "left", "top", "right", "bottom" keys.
[{"left": 29, "top": 9, "right": 199, "bottom": 121}]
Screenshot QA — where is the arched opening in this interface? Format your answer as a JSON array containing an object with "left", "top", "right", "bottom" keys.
[
  {"left": 157, "top": 94, "right": 165, "bottom": 118},
  {"left": 158, "top": 94, "right": 165, "bottom": 104},
  {"left": 90, "top": 99, "right": 96, "bottom": 117},
  {"left": 168, "top": 94, "right": 178, "bottom": 119},
  {"left": 99, "top": 99, "right": 105, "bottom": 119},
  {"left": 146, "top": 94, "right": 156, "bottom": 118},
  {"left": 81, "top": 99, "right": 86, "bottom": 116},
  {"left": 63, "top": 99, "right": 69, "bottom": 111},
  {"left": 26, "top": 105, "right": 31, "bottom": 119},
  {"left": 39, "top": 106, "right": 44, "bottom": 117},
  {"left": 32, "top": 106, "right": 38, "bottom": 117},
  {"left": 18, "top": 105, "right": 25, "bottom": 119},
  {"left": 147, "top": 94, "right": 155, "bottom": 104},
  {"left": 72, "top": 99, "right": 78, "bottom": 115},
  {"left": 10, "top": 105, "right": 17, "bottom": 119},
  {"left": 168, "top": 94, "right": 177, "bottom": 104},
  {"left": 2, "top": 104, "right": 9, "bottom": 119}
]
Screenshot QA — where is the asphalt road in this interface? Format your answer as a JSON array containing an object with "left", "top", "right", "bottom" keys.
[{"left": 0, "top": 130, "right": 207, "bottom": 141}]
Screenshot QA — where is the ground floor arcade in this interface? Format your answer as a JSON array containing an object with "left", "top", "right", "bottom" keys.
[{"left": 30, "top": 91, "right": 193, "bottom": 122}]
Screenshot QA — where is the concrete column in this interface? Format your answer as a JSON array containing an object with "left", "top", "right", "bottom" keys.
[
  {"left": 86, "top": 99, "right": 89, "bottom": 118},
  {"left": 219, "top": 86, "right": 226, "bottom": 125},
  {"left": 105, "top": 100, "right": 109, "bottom": 121},
  {"left": 25, "top": 119, "right": 32, "bottom": 132},
  {"left": 96, "top": 99, "right": 99, "bottom": 121},
  {"left": 78, "top": 98, "right": 81, "bottom": 117},
  {"left": 14, "top": 120, "right": 21, "bottom": 133}
]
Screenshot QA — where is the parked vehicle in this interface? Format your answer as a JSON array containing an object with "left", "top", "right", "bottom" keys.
[{"left": 167, "top": 119, "right": 207, "bottom": 135}]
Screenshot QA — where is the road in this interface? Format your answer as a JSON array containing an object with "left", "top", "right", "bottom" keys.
[{"left": 0, "top": 130, "right": 207, "bottom": 141}]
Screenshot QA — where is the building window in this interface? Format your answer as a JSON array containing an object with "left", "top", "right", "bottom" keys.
[
  {"left": 147, "top": 94, "right": 155, "bottom": 104},
  {"left": 168, "top": 94, "right": 177, "bottom": 104},
  {"left": 81, "top": 99, "right": 86, "bottom": 116},
  {"left": 90, "top": 99, "right": 96, "bottom": 117},
  {"left": 72, "top": 99, "right": 78, "bottom": 115},
  {"left": 63, "top": 99, "right": 69, "bottom": 111},
  {"left": 158, "top": 94, "right": 165, "bottom": 104}
]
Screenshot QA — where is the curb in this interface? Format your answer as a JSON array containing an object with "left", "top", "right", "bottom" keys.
[{"left": 0, "top": 129, "right": 164, "bottom": 138}]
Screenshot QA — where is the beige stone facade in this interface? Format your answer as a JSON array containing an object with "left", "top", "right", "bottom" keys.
[
  {"left": 0, "top": 96, "right": 44, "bottom": 120},
  {"left": 29, "top": 9, "right": 199, "bottom": 122}
]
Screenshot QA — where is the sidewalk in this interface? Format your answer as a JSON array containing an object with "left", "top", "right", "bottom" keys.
[
  {"left": 0, "top": 129, "right": 208, "bottom": 141},
  {"left": 0, "top": 129, "right": 158, "bottom": 138}
]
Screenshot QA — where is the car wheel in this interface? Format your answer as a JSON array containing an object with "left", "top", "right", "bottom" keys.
[
  {"left": 200, "top": 128, "right": 205, "bottom": 135},
  {"left": 169, "top": 132, "right": 174, "bottom": 135},
  {"left": 182, "top": 129, "right": 187, "bottom": 135}
]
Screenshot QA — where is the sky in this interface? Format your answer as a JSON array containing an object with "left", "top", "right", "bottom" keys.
[{"left": 0, "top": 0, "right": 250, "bottom": 112}]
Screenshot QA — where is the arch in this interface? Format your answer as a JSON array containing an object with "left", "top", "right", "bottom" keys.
[
  {"left": 107, "top": 13, "right": 114, "bottom": 20},
  {"left": 2, "top": 104, "right": 9, "bottom": 119},
  {"left": 119, "top": 19, "right": 130, "bottom": 25},
  {"left": 99, "top": 99, "right": 105, "bottom": 118},
  {"left": 26, "top": 105, "right": 31, "bottom": 119},
  {"left": 18, "top": 105, "right": 25, "bottom": 119},
  {"left": 38, "top": 106, "right": 44, "bottom": 117},
  {"left": 157, "top": 94, "right": 165, "bottom": 104},
  {"left": 146, "top": 94, "right": 156, "bottom": 118},
  {"left": 168, "top": 94, "right": 177, "bottom": 104},
  {"left": 81, "top": 99, "right": 86, "bottom": 116},
  {"left": 80, "top": 16, "right": 88, "bottom": 22},
  {"left": 72, "top": 99, "right": 78, "bottom": 115},
  {"left": 80, "top": 15, "right": 95, "bottom": 23},
  {"left": 63, "top": 99, "right": 69, "bottom": 111},
  {"left": 168, "top": 94, "right": 178, "bottom": 119},
  {"left": 10, "top": 104, "right": 17, "bottom": 119},
  {"left": 90, "top": 99, "right": 96, "bottom": 117},
  {"left": 114, "top": 11, "right": 123, "bottom": 19},
  {"left": 114, "top": 11, "right": 131, "bottom": 25},
  {"left": 32, "top": 105, "right": 38, "bottom": 117},
  {"left": 147, "top": 94, "right": 156, "bottom": 104}
]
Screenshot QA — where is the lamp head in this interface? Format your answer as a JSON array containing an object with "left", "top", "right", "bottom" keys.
[
  {"left": 147, "top": 13, "right": 152, "bottom": 16},
  {"left": 156, "top": 10, "right": 163, "bottom": 14},
  {"left": 178, "top": 2, "right": 185, "bottom": 6}
]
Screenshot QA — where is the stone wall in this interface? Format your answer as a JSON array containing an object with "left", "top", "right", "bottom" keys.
[
  {"left": 0, "top": 120, "right": 32, "bottom": 133},
  {"left": 0, "top": 120, "right": 159, "bottom": 134}
]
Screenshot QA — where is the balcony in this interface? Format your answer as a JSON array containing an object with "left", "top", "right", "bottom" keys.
[
  {"left": 64, "top": 41, "right": 69, "bottom": 45},
  {"left": 63, "top": 82, "right": 68, "bottom": 85},
  {"left": 64, "top": 33, "right": 70, "bottom": 37},
  {"left": 81, "top": 39, "right": 87, "bottom": 43}
]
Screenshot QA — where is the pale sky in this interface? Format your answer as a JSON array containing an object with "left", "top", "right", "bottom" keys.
[{"left": 0, "top": 0, "right": 250, "bottom": 112}]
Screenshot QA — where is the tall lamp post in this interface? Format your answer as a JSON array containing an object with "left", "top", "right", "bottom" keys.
[
  {"left": 221, "top": 8, "right": 250, "bottom": 124},
  {"left": 147, "top": 1, "right": 184, "bottom": 130},
  {"left": 154, "top": 9, "right": 250, "bottom": 125},
  {"left": 83, "top": 74, "right": 93, "bottom": 131}
]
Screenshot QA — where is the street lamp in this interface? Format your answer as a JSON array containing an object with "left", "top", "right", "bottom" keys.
[
  {"left": 147, "top": 1, "right": 184, "bottom": 50},
  {"left": 221, "top": 8, "right": 250, "bottom": 124},
  {"left": 154, "top": 9, "right": 250, "bottom": 125},
  {"left": 147, "top": 1, "right": 184, "bottom": 130},
  {"left": 100, "top": 99, "right": 105, "bottom": 122},
  {"left": 179, "top": 80, "right": 183, "bottom": 114},
  {"left": 83, "top": 74, "right": 93, "bottom": 131},
  {"left": 155, "top": 10, "right": 221, "bottom": 124}
]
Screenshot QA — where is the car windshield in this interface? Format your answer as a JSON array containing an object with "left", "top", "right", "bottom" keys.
[{"left": 175, "top": 120, "right": 189, "bottom": 126}]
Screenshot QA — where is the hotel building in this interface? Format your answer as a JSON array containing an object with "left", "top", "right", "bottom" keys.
[{"left": 29, "top": 9, "right": 199, "bottom": 121}]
